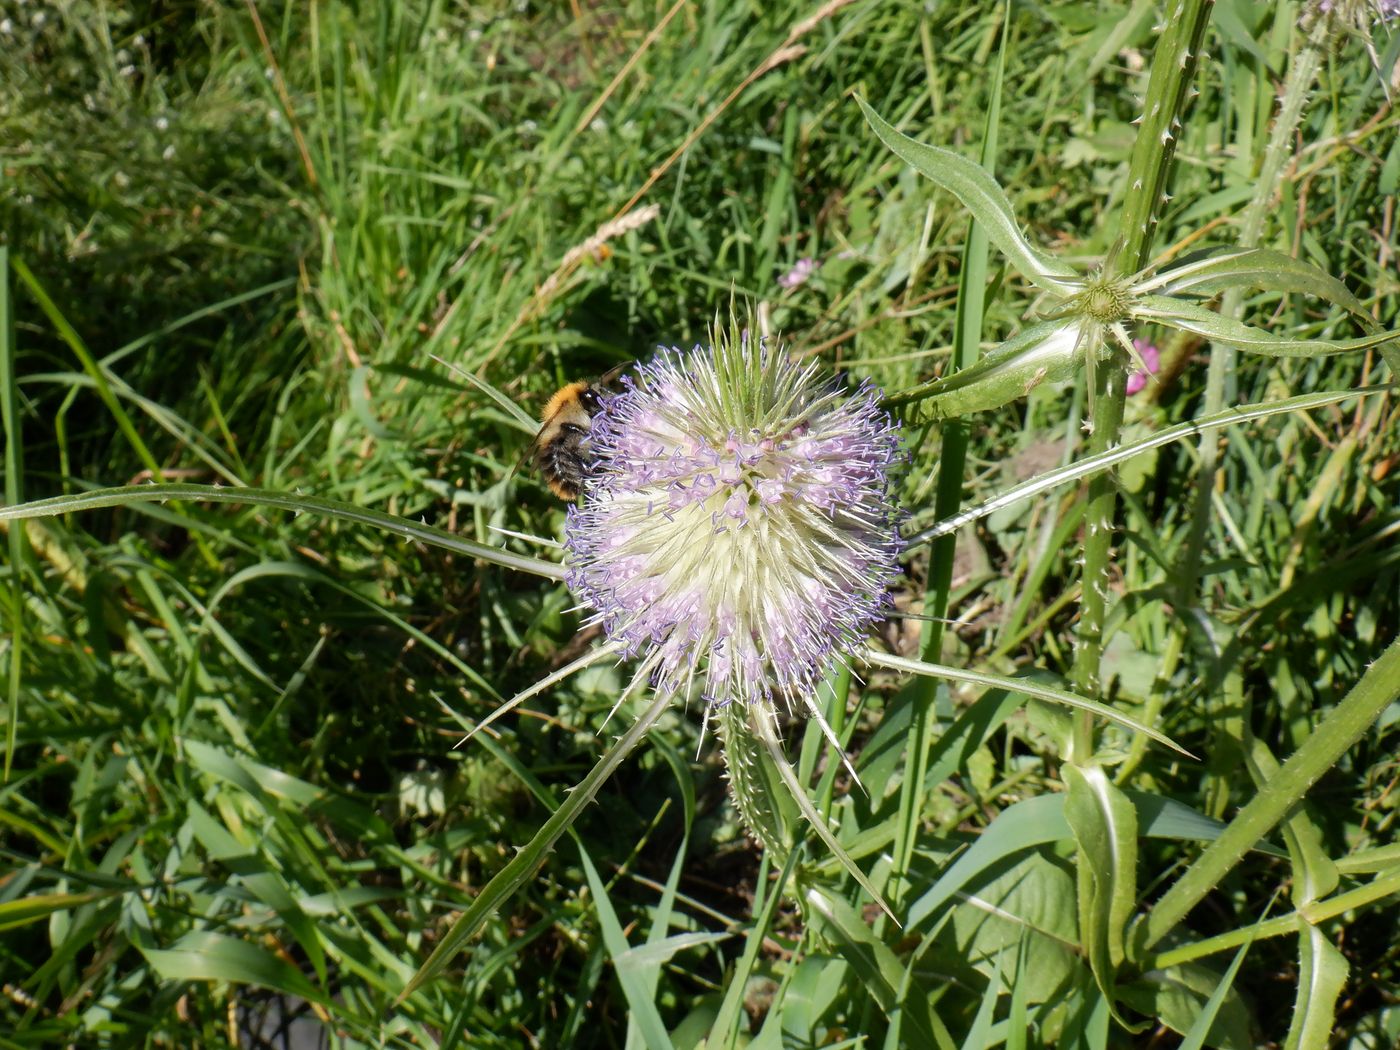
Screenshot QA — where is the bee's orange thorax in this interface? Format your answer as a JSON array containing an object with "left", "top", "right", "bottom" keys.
[{"left": 542, "top": 381, "right": 591, "bottom": 423}]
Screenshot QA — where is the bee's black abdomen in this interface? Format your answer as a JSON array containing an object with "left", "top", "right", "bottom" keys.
[{"left": 536, "top": 422, "right": 591, "bottom": 499}]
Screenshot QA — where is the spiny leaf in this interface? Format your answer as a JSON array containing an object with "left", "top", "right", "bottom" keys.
[{"left": 856, "top": 96, "right": 1080, "bottom": 295}]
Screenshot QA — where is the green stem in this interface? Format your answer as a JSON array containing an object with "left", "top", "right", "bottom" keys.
[
  {"left": 1069, "top": 0, "right": 1214, "bottom": 761},
  {"left": 1145, "top": 865, "right": 1400, "bottom": 971},
  {"left": 1134, "top": 632, "right": 1400, "bottom": 953},
  {"left": 887, "top": 3, "right": 1007, "bottom": 905}
]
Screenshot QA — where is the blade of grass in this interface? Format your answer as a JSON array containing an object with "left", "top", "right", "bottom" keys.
[
  {"left": 0, "top": 248, "right": 21, "bottom": 779},
  {"left": 0, "top": 484, "right": 565, "bottom": 580},
  {"left": 400, "top": 687, "right": 672, "bottom": 999}
]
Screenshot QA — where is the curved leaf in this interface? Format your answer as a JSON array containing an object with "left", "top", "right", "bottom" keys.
[
  {"left": 907, "top": 794, "right": 1070, "bottom": 930},
  {"left": 1284, "top": 923, "right": 1347, "bottom": 1050},
  {"left": 883, "top": 320, "right": 1083, "bottom": 418},
  {"left": 140, "top": 931, "right": 328, "bottom": 1006},
  {"left": 1133, "top": 296, "right": 1400, "bottom": 358},
  {"left": 1135, "top": 247, "right": 1374, "bottom": 327},
  {"left": 0, "top": 483, "right": 565, "bottom": 580},
  {"left": 860, "top": 648, "right": 1190, "bottom": 757},
  {"left": 857, "top": 97, "right": 1080, "bottom": 294},
  {"left": 1065, "top": 765, "right": 1138, "bottom": 1012}
]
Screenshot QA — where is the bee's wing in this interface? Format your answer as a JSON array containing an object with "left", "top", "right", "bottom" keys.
[
  {"left": 598, "top": 363, "right": 628, "bottom": 386},
  {"left": 508, "top": 420, "right": 549, "bottom": 484}
]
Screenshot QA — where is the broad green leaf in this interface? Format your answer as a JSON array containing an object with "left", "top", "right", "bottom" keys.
[
  {"left": 0, "top": 483, "right": 565, "bottom": 580},
  {"left": 884, "top": 320, "right": 1084, "bottom": 419},
  {"left": 861, "top": 649, "right": 1189, "bottom": 757},
  {"left": 1118, "top": 962, "right": 1256, "bottom": 1050},
  {"left": 907, "top": 794, "right": 1070, "bottom": 930},
  {"left": 856, "top": 97, "right": 1080, "bottom": 295},
  {"left": 1064, "top": 765, "right": 1138, "bottom": 1011},
  {"left": 929, "top": 851, "right": 1082, "bottom": 1004},
  {"left": 402, "top": 688, "right": 672, "bottom": 999},
  {"left": 1133, "top": 296, "right": 1400, "bottom": 358},
  {"left": 140, "top": 930, "right": 329, "bottom": 1006},
  {"left": 905, "top": 791, "right": 1270, "bottom": 942},
  {"left": 1284, "top": 922, "right": 1347, "bottom": 1050},
  {"left": 1135, "top": 247, "right": 1374, "bottom": 326}
]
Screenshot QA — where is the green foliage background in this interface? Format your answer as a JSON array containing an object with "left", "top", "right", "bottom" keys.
[{"left": 2, "top": 0, "right": 1398, "bottom": 1046}]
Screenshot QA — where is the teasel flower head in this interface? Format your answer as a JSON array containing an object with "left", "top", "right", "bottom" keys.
[{"left": 563, "top": 321, "right": 904, "bottom": 718}]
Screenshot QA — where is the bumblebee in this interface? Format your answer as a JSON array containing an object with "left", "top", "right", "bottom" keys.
[{"left": 528, "top": 366, "right": 625, "bottom": 500}]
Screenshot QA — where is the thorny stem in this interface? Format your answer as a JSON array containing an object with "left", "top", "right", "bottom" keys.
[
  {"left": 1069, "top": 0, "right": 1215, "bottom": 762},
  {"left": 1179, "top": 19, "right": 1330, "bottom": 597}
]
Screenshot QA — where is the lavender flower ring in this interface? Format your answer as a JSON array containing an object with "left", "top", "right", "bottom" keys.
[{"left": 564, "top": 334, "right": 904, "bottom": 721}]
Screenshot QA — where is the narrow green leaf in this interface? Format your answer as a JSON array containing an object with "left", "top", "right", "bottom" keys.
[
  {"left": 708, "top": 847, "right": 803, "bottom": 1050},
  {"left": 1136, "top": 247, "right": 1374, "bottom": 326},
  {"left": 960, "top": 948, "right": 1003, "bottom": 1050},
  {"left": 0, "top": 891, "right": 120, "bottom": 932},
  {"left": 1178, "top": 942, "right": 1255, "bottom": 1050},
  {"left": 185, "top": 800, "right": 328, "bottom": 985},
  {"left": 1134, "top": 295, "right": 1400, "bottom": 357},
  {"left": 427, "top": 352, "right": 540, "bottom": 433},
  {"left": 749, "top": 705, "right": 894, "bottom": 922},
  {"left": 856, "top": 97, "right": 1080, "bottom": 294},
  {"left": 140, "top": 930, "right": 329, "bottom": 1006},
  {"left": 0, "top": 247, "right": 22, "bottom": 779},
  {"left": 805, "top": 886, "right": 950, "bottom": 1050},
  {"left": 401, "top": 688, "right": 672, "bottom": 999},
  {"left": 1127, "top": 793, "right": 1286, "bottom": 859},
  {"left": 861, "top": 649, "right": 1190, "bottom": 757},
  {"left": 579, "top": 848, "right": 675, "bottom": 1050},
  {"left": 0, "top": 483, "right": 565, "bottom": 580},
  {"left": 1005, "top": 933, "right": 1031, "bottom": 1050}
]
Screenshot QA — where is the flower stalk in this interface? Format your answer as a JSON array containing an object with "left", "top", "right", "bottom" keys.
[{"left": 1069, "top": 0, "right": 1215, "bottom": 761}]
